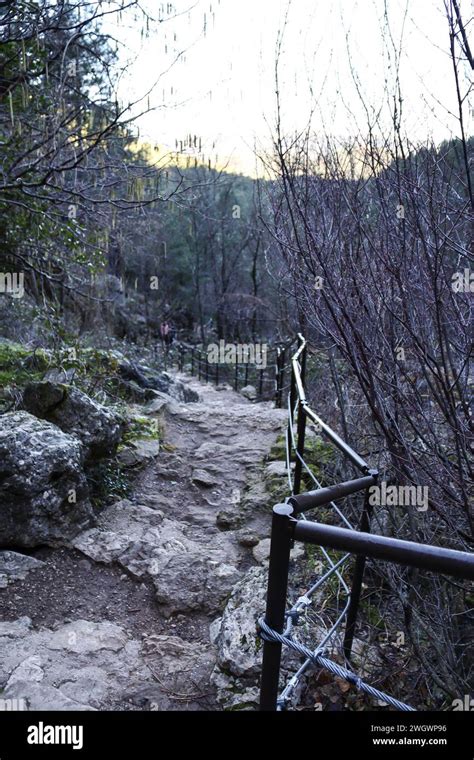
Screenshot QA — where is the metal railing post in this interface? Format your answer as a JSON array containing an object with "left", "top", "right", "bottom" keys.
[
  {"left": 191, "top": 348, "right": 195, "bottom": 375},
  {"left": 293, "top": 341, "right": 308, "bottom": 494},
  {"left": 299, "top": 337, "right": 307, "bottom": 389},
  {"left": 292, "top": 402, "right": 307, "bottom": 495},
  {"left": 205, "top": 352, "right": 209, "bottom": 382},
  {"left": 343, "top": 483, "right": 376, "bottom": 661},
  {"left": 286, "top": 356, "right": 297, "bottom": 474},
  {"left": 234, "top": 359, "right": 239, "bottom": 391},
  {"left": 198, "top": 350, "right": 202, "bottom": 380},
  {"left": 215, "top": 362, "right": 219, "bottom": 386},
  {"left": 275, "top": 347, "right": 282, "bottom": 407},
  {"left": 280, "top": 347, "right": 286, "bottom": 406},
  {"left": 258, "top": 367, "right": 264, "bottom": 399},
  {"left": 260, "top": 503, "right": 294, "bottom": 711}
]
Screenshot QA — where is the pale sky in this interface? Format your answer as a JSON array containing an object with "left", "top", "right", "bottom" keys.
[{"left": 105, "top": 0, "right": 473, "bottom": 176}]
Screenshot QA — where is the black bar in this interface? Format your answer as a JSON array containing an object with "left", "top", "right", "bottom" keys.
[
  {"left": 304, "top": 406, "right": 369, "bottom": 473},
  {"left": 289, "top": 473, "right": 377, "bottom": 514},
  {"left": 343, "top": 489, "right": 374, "bottom": 660},
  {"left": 234, "top": 360, "right": 239, "bottom": 391},
  {"left": 274, "top": 347, "right": 281, "bottom": 407},
  {"left": 293, "top": 401, "right": 307, "bottom": 495},
  {"left": 215, "top": 362, "right": 219, "bottom": 386},
  {"left": 258, "top": 367, "right": 264, "bottom": 399},
  {"left": 299, "top": 337, "right": 307, "bottom": 390},
  {"left": 286, "top": 361, "right": 297, "bottom": 472},
  {"left": 260, "top": 504, "right": 294, "bottom": 711},
  {"left": 292, "top": 340, "right": 307, "bottom": 494},
  {"left": 292, "top": 521, "right": 474, "bottom": 581},
  {"left": 289, "top": 356, "right": 297, "bottom": 418},
  {"left": 191, "top": 348, "right": 194, "bottom": 375},
  {"left": 279, "top": 347, "right": 286, "bottom": 407}
]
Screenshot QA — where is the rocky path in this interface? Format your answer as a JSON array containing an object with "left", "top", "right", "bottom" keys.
[{"left": 0, "top": 374, "right": 287, "bottom": 711}]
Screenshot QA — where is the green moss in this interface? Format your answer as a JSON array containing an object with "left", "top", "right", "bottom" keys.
[
  {"left": 267, "top": 433, "right": 287, "bottom": 461},
  {"left": 265, "top": 472, "right": 289, "bottom": 503},
  {"left": 0, "top": 341, "right": 48, "bottom": 387},
  {"left": 89, "top": 458, "right": 131, "bottom": 508},
  {"left": 304, "top": 434, "right": 334, "bottom": 464},
  {"left": 361, "top": 600, "right": 385, "bottom": 629},
  {"left": 267, "top": 432, "right": 334, "bottom": 478},
  {"left": 121, "top": 415, "right": 162, "bottom": 447},
  {"left": 0, "top": 341, "right": 30, "bottom": 363}
]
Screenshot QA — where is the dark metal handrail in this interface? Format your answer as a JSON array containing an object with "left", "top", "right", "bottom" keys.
[
  {"left": 289, "top": 474, "right": 378, "bottom": 514},
  {"left": 259, "top": 334, "right": 474, "bottom": 712},
  {"left": 293, "top": 518, "right": 474, "bottom": 581},
  {"left": 173, "top": 336, "right": 298, "bottom": 402}
]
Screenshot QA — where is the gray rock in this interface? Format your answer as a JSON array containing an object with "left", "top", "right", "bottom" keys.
[
  {"left": 4, "top": 681, "right": 97, "bottom": 711},
  {"left": 210, "top": 667, "right": 260, "bottom": 710},
  {"left": 236, "top": 530, "right": 260, "bottom": 548},
  {"left": 210, "top": 565, "right": 306, "bottom": 708},
  {"left": 6, "top": 655, "right": 44, "bottom": 688},
  {"left": 117, "top": 439, "right": 160, "bottom": 468},
  {"left": 252, "top": 538, "right": 271, "bottom": 564},
  {"left": 148, "top": 371, "right": 199, "bottom": 403},
  {"left": 23, "top": 381, "right": 123, "bottom": 461},
  {"left": 73, "top": 496, "right": 240, "bottom": 615},
  {"left": 0, "top": 617, "right": 149, "bottom": 710},
  {"left": 0, "top": 551, "right": 46, "bottom": 587},
  {"left": 153, "top": 555, "right": 240, "bottom": 616},
  {"left": 265, "top": 460, "right": 294, "bottom": 477},
  {"left": 144, "top": 393, "right": 174, "bottom": 414},
  {"left": 209, "top": 618, "right": 222, "bottom": 645},
  {"left": 252, "top": 538, "right": 305, "bottom": 565},
  {"left": 213, "top": 566, "right": 267, "bottom": 678},
  {"left": 115, "top": 379, "right": 158, "bottom": 403},
  {"left": 0, "top": 412, "right": 93, "bottom": 548},
  {"left": 72, "top": 529, "right": 133, "bottom": 564},
  {"left": 216, "top": 508, "right": 243, "bottom": 531},
  {"left": 240, "top": 385, "right": 257, "bottom": 401},
  {"left": 45, "top": 620, "right": 128, "bottom": 654},
  {"left": 118, "top": 364, "right": 199, "bottom": 403},
  {"left": 43, "top": 367, "right": 76, "bottom": 384},
  {"left": 173, "top": 381, "right": 200, "bottom": 404},
  {"left": 0, "top": 616, "right": 32, "bottom": 638},
  {"left": 192, "top": 468, "right": 218, "bottom": 487},
  {"left": 72, "top": 500, "right": 164, "bottom": 565},
  {"left": 133, "top": 635, "right": 215, "bottom": 710}
]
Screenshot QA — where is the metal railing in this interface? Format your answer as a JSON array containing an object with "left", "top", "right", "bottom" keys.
[
  {"left": 259, "top": 334, "right": 474, "bottom": 711},
  {"left": 172, "top": 337, "right": 297, "bottom": 402}
]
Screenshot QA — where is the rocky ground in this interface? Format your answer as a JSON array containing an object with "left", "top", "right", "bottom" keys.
[{"left": 0, "top": 373, "right": 298, "bottom": 711}]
